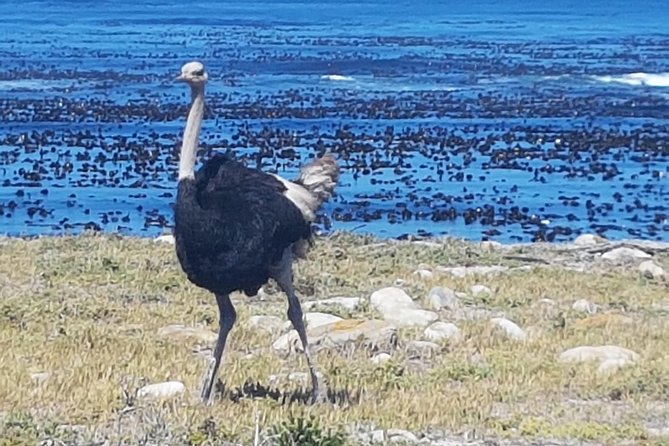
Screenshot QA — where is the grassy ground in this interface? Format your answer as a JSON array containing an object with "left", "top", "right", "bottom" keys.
[{"left": 0, "top": 232, "right": 667, "bottom": 445}]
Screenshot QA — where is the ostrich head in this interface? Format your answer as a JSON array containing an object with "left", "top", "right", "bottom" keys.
[{"left": 176, "top": 61, "right": 208, "bottom": 85}]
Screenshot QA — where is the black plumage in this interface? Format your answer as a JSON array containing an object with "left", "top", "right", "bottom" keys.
[
  {"left": 175, "top": 154, "right": 311, "bottom": 297},
  {"left": 172, "top": 61, "right": 338, "bottom": 403}
]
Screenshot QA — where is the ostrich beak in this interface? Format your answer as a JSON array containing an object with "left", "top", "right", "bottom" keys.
[{"left": 175, "top": 74, "right": 186, "bottom": 82}]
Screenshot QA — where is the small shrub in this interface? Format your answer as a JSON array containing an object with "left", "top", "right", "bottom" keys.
[{"left": 269, "top": 415, "right": 346, "bottom": 446}]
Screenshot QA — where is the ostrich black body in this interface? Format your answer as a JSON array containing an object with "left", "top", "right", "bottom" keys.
[{"left": 174, "top": 154, "right": 311, "bottom": 296}]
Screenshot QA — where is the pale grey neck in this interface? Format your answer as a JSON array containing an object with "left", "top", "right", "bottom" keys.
[{"left": 178, "top": 85, "right": 205, "bottom": 181}]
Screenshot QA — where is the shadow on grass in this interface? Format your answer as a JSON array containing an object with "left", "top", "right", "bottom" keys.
[{"left": 214, "top": 380, "right": 361, "bottom": 406}]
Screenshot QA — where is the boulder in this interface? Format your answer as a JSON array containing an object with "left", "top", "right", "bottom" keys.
[{"left": 137, "top": 381, "right": 185, "bottom": 400}]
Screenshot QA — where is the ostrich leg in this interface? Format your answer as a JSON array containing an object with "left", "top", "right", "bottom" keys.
[
  {"left": 271, "top": 250, "right": 325, "bottom": 403},
  {"left": 200, "top": 293, "right": 236, "bottom": 403}
]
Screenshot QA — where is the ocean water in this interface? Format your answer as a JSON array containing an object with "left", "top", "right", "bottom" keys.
[{"left": 0, "top": 0, "right": 667, "bottom": 242}]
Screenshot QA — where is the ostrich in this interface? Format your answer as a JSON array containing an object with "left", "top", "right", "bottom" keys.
[{"left": 173, "top": 61, "right": 339, "bottom": 403}]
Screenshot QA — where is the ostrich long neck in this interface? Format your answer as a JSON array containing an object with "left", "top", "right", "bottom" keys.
[{"left": 178, "top": 86, "right": 205, "bottom": 180}]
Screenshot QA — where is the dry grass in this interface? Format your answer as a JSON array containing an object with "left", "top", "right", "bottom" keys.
[{"left": 0, "top": 232, "right": 667, "bottom": 445}]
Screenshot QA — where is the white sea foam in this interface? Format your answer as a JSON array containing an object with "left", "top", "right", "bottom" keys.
[
  {"left": 592, "top": 72, "right": 669, "bottom": 87},
  {"left": 320, "top": 74, "right": 354, "bottom": 82},
  {"left": 0, "top": 79, "right": 70, "bottom": 91}
]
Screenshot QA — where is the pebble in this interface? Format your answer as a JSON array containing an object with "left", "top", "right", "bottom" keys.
[
  {"left": 157, "top": 324, "right": 217, "bottom": 344},
  {"left": 427, "top": 286, "right": 460, "bottom": 311},
  {"left": 559, "top": 345, "right": 639, "bottom": 369},
  {"left": 423, "top": 321, "right": 460, "bottom": 343},
  {"left": 601, "top": 247, "right": 652, "bottom": 262},
  {"left": 490, "top": 317, "right": 527, "bottom": 341},
  {"left": 302, "top": 297, "right": 362, "bottom": 311},
  {"left": 638, "top": 260, "right": 665, "bottom": 279},
  {"left": 571, "top": 299, "right": 598, "bottom": 315},
  {"left": 470, "top": 284, "right": 493, "bottom": 297},
  {"left": 370, "top": 352, "right": 392, "bottom": 364},
  {"left": 413, "top": 269, "right": 434, "bottom": 280},
  {"left": 573, "top": 233, "right": 606, "bottom": 246},
  {"left": 137, "top": 381, "right": 185, "bottom": 400},
  {"left": 245, "top": 315, "right": 283, "bottom": 334}
]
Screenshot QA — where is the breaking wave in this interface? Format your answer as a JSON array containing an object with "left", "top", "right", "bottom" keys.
[
  {"left": 592, "top": 72, "right": 669, "bottom": 87},
  {"left": 321, "top": 74, "right": 355, "bottom": 81}
]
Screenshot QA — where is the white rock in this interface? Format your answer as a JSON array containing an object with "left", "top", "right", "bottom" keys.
[
  {"left": 406, "top": 340, "right": 440, "bottom": 358},
  {"left": 490, "top": 318, "right": 527, "bottom": 341},
  {"left": 272, "top": 332, "right": 299, "bottom": 355},
  {"left": 646, "top": 426, "right": 669, "bottom": 438},
  {"left": 371, "top": 287, "right": 418, "bottom": 312},
  {"left": 30, "top": 372, "right": 50, "bottom": 386},
  {"left": 154, "top": 234, "right": 175, "bottom": 244},
  {"left": 310, "top": 319, "right": 398, "bottom": 352},
  {"left": 245, "top": 315, "right": 283, "bottom": 334},
  {"left": 157, "top": 325, "right": 217, "bottom": 344},
  {"left": 573, "top": 234, "right": 605, "bottom": 246},
  {"left": 254, "top": 286, "right": 270, "bottom": 300},
  {"left": 597, "top": 358, "right": 633, "bottom": 375},
  {"left": 371, "top": 353, "right": 392, "bottom": 365},
  {"left": 436, "top": 265, "right": 508, "bottom": 278},
  {"left": 559, "top": 345, "right": 639, "bottom": 365},
  {"left": 273, "top": 319, "right": 398, "bottom": 355},
  {"left": 303, "top": 297, "right": 362, "bottom": 311},
  {"left": 304, "top": 312, "right": 344, "bottom": 328},
  {"left": 137, "top": 381, "right": 185, "bottom": 400},
  {"left": 470, "top": 284, "right": 493, "bottom": 297},
  {"left": 281, "top": 312, "right": 343, "bottom": 331},
  {"left": 480, "top": 241, "right": 502, "bottom": 251},
  {"left": 413, "top": 269, "right": 434, "bottom": 280},
  {"left": 387, "top": 429, "right": 419, "bottom": 444},
  {"left": 571, "top": 299, "right": 598, "bottom": 315},
  {"left": 424, "top": 322, "right": 460, "bottom": 342},
  {"left": 385, "top": 309, "right": 439, "bottom": 328},
  {"left": 601, "top": 247, "right": 651, "bottom": 262},
  {"left": 306, "top": 312, "right": 344, "bottom": 327},
  {"left": 370, "top": 429, "right": 386, "bottom": 443},
  {"left": 638, "top": 260, "right": 665, "bottom": 279},
  {"left": 427, "top": 287, "right": 460, "bottom": 311}
]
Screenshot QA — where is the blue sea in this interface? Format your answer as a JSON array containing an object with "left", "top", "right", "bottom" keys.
[{"left": 0, "top": 0, "right": 667, "bottom": 242}]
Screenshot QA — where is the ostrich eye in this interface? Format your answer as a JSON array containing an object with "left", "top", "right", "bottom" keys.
[{"left": 193, "top": 69, "right": 204, "bottom": 76}]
